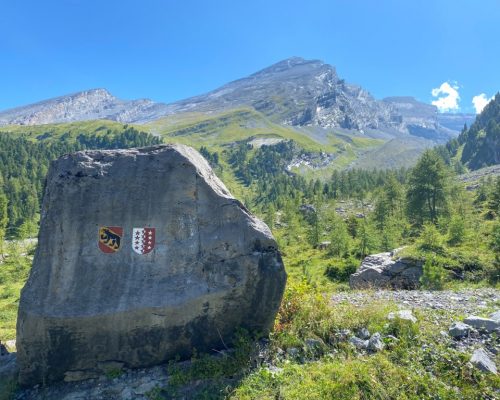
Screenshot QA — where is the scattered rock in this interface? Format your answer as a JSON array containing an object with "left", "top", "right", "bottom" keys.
[
  {"left": 338, "top": 329, "right": 351, "bottom": 340},
  {"left": 388, "top": 310, "right": 417, "bottom": 323},
  {"left": 17, "top": 145, "right": 286, "bottom": 386},
  {"left": 134, "top": 381, "right": 158, "bottom": 395},
  {"left": 305, "top": 338, "right": 323, "bottom": 350},
  {"left": 358, "top": 327, "right": 370, "bottom": 340},
  {"left": 4, "top": 340, "right": 16, "bottom": 352},
  {"left": 286, "top": 347, "right": 300, "bottom": 358},
  {"left": 368, "top": 333, "right": 385, "bottom": 352},
  {"left": 266, "top": 365, "right": 284, "bottom": 375},
  {"left": 317, "top": 241, "right": 331, "bottom": 250},
  {"left": 488, "top": 310, "right": 500, "bottom": 322},
  {"left": 463, "top": 316, "right": 500, "bottom": 333},
  {"left": 470, "top": 348, "right": 497, "bottom": 374},
  {"left": 350, "top": 251, "right": 422, "bottom": 290},
  {"left": 449, "top": 322, "right": 472, "bottom": 339},
  {"left": 349, "top": 336, "right": 369, "bottom": 350}
]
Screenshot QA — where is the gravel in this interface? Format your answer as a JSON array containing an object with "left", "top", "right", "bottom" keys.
[{"left": 331, "top": 288, "right": 499, "bottom": 316}]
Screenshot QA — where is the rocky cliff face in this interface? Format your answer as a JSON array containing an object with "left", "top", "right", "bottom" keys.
[
  {"left": 382, "top": 96, "right": 458, "bottom": 142},
  {"left": 163, "top": 57, "right": 394, "bottom": 131}
]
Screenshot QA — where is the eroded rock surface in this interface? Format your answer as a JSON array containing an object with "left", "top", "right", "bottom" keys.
[
  {"left": 349, "top": 250, "right": 423, "bottom": 289},
  {"left": 16, "top": 144, "right": 286, "bottom": 386}
]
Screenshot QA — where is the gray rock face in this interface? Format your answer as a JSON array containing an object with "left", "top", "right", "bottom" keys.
[
  {"left": 470, "top": 348, "right": 497, "bottom": 374},
  {"left": 358, "top": 328, "right": 370, "bottom": 340},
  {"left": 449, "top": 322, "right": 472, "bottom": 339},
  {"left": 387, "top": 310, "right": 417, "bottom": 323},
  {"left": 489, "top": 310, "right": 500, "bottom": 322},
  {"left": 349, "top": 337, "right": 369, "bottom": 350},
  {"left": 349, "top": 251, "right": 423, "bottom": 289},
  {"left": 0, "top": 89, "right": 170, "bottom": 126},
  {"left": 0, "top": 353, "right": 18, "bottom": 382},
  {"left": 16, "top": 144, "right": 286, "bottom": 386},
  {"left": 367, "top": 333, "right": 385, "bottom": 352},
  {"left": 463, "top": 316, "right": 500, "bottom": 333}
]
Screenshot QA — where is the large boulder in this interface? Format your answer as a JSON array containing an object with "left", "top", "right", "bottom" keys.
[
  {"left": 17, "top": 144, "right": 286, "bottom": 386},
  {"left": 349, "top": 250, "right": 422, "bottom": 289}
]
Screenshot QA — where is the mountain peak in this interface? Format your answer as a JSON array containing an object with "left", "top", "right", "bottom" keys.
[{"left": 250, "top": 57, "right": 326, "bottom": 77}]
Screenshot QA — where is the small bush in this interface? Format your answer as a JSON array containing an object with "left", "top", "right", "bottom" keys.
[
  {"left": 420, "top": 257, "right": 446, "bottom": 290},
  {"left": 324, "top": 258, "right": 358, "bottom": 282},
  {"left": 447, "top": 216, "right": 466, "bottom": 246},
  {"left": 417, "top": 223, "right": 444, "bottom": 252}
]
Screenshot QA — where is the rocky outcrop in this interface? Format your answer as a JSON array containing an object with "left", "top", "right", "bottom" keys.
[
  {"left": 470, "top": 348, "right": 497, "bottom": 374},
  {"left": 463, "top": 316, "right": 500, "bottom": 333},
  {"left": 16, "top": 144, "right": 286, "bottom": 386},
  {"left": 349, "top": 250, "right": 423, "bottom": 289}
]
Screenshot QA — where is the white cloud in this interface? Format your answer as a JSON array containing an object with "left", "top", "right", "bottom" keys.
[
  {"left": 472, "top": 93, "right": 493, "bottom": 114},
  {"left": 431, "top": 82, "right": 460, "bottom": 112}
]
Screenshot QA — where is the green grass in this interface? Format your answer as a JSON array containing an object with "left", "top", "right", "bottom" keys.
[
  {"left": 0, "top": 120, "right": 138, "bottom": 141},
  {"left": 157, "top": 279, "right": 499, "bottom": 399},
  {"left": 146, "top": 108, "right": 340, "bottom": 153},
  {"left": 0, "top": 242, "right": 33, "bottom": 341}
]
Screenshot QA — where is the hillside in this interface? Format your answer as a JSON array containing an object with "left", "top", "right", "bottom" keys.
[{"left": 459, "top": 93, "right": 500, "bottom": 169}]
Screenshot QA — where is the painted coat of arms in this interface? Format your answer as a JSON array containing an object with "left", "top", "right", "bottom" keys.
[
  {"left": 98, "top": 226, "right": 123, "bottom": 253},
  {"left": 132, "top": 228, "right": 156, "bottom": 254}
]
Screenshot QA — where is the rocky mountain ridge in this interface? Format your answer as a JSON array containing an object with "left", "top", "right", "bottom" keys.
[
  {"left": 0, "top": 57, "right": 474, "bottom": 143},
  {"left": 0, "top": 89, "right": 170, "bottom": 126}
]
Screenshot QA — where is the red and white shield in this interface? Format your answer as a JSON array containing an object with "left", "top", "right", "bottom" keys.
[{"left": 132, "top": 228, "right": 155, "bottom": 254}]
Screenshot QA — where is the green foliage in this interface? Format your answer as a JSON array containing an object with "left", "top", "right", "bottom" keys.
[
  {"left": 165, "top": 330, "right": 254, "bottom": 398},
  {"left": 104, "top": 368, "right": 124, "bottom": 380},
  {"left": 324, "top": 258, "right": 358, "bottom": 282},
  {"left": 0, "top": 126, "right": 161, "bottom": 238},
  {"left": 406, "top": 150, "right": 450, "bottom": 226},
  {"left": 417, "top": 223, "right": 444, "bottom": 253},
  {"left": 0, "top": 188, "right": 8, "bottom": 257},
  {"left": 447, "top": 215, "right": 466, "bottom": 246},
  {"left": 491, "top": 221, "right": 500, "bottom": 254},
  {"left": 233, "top": 281, "right": 498, "bottom": 399},
  {"left": 420, "top": 257, "right": 446, "bottom": 290},
  {"left": 355, "top": 219, "right": 379, "bottom": 258},
  {"left": 328, "top": 216, "right": 350, "bottom": 257},
  {"left": 460, "top": 93, "right": 500, "bottom": 169},
  {"left": 0, "top": 241, "right": 34, "bottom": 341}
]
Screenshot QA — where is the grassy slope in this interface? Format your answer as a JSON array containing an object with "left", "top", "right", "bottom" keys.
[
  {"left": 145, "top": 108, "right": 388, "bottom": 171},
  {"left": 0, "top": 120, "right": 134, "bottom": 141},
  {"left": 146, "top": 108, "right": 339, "bottom": 152}
]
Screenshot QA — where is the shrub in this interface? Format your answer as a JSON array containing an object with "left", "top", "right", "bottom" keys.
[
  {"left": 420, "top": 257, "right": 446, "bottom": 290},
  {"left": 447, "top": 216, "right": 466, "bottom": 246},
  {"left": 417, "top": 223, "right": 444, "bottom": 252},
  {"left": 324, "top": 258, "right": 358, "bottom": 282}
]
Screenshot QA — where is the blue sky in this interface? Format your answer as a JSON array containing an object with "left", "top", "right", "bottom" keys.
[{"left": 1, "top": 0, "right": 499, "bottom": 113}]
